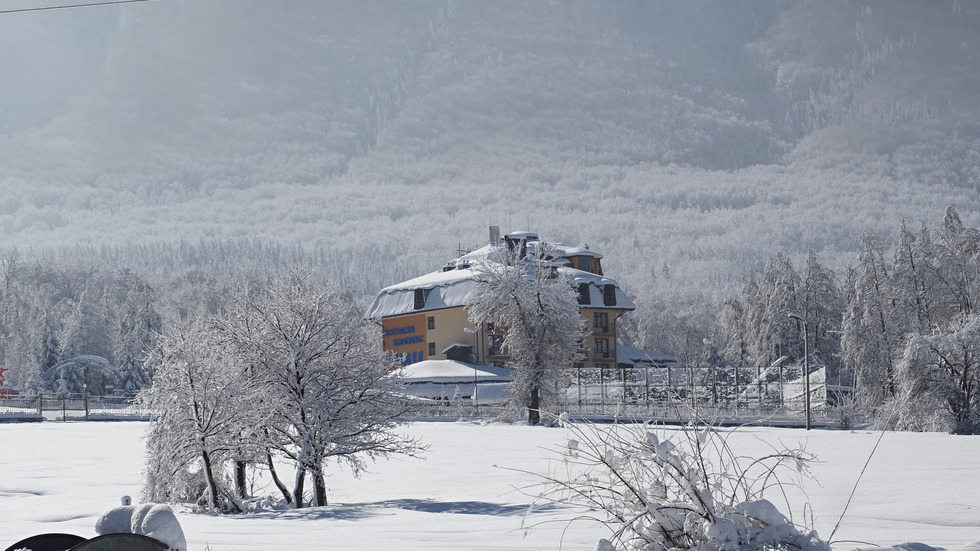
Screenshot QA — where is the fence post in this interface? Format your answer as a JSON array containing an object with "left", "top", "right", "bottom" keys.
[
  {"left": 734, "top": 367, "right": 739, "bottom": 412},
  {"left": 757, "top": 365, "right": 763, "bottom": 412},
  {"left": 779, "top": 366, "right": 784, "bottom": 409},
  {"left": 621, "top": 365, "right": 627, "bottom": 407},
  {"left": 644, "top": 363, "right": 650, "bottom": 416}
]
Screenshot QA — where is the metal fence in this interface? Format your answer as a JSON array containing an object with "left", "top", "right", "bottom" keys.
[
  {"left": 2, "top": 365, "right": 841, "bottom": 426},
  {"left": 413, "top": 364, "right": 840, "bottom": 426},
  {"left": 0, "top": 393, "right": 149, "bottom": 421}
]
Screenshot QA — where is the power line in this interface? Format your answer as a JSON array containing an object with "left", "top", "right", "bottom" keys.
[{"left": 0, "top": 0, "right": 155, "bottom": 15}]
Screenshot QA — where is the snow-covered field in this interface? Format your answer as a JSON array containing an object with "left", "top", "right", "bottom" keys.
[{"left": 1, "top": 420, "right": 978, "bottom": 550}]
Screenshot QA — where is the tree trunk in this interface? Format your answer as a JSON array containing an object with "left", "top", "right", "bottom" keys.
[
  {"left": 293, "top": 466, "right": 306, "bottom": 508},
  {"left": 268, "top": 452, "right": 292, "bottom": 505},
  {"left": 235, "top": 460, "right": 248, "bottom": 499},
  {"left": 201, "top": 448, "right": 219, "bottom": 512},
  {"left": 312, "top": 467, "right": 328, "bottom": 507},
  {"left": 528, "top": 385, "right": 540, "bottom": 425}
]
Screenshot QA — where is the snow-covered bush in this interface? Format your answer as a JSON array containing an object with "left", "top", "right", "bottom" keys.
[{"left": 532, "top": 415, "right": 829, "bottom": 551}]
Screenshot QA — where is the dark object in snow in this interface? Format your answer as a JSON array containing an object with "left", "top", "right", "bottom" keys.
[
  {"left": 68, "top": 533, "right": 168, "bottom": 551},
  {"left": 4, "top": 533, "right": 86, "bottom": 551},
  {"left": 4, "top": 533, "right": 167, "bottom": 551}
]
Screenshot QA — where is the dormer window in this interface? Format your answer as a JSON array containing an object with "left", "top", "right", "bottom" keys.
[
  {"left": 414, "top": 288, "right": 429, "bottom": 310},
  {"left": 577, "top": 283, "right": 591, "bottom": 305},
  {"left": 603, "top": 284, "right": 616, "bottom": 306}
]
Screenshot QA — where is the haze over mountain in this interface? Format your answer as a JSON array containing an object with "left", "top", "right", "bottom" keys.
[{"left": 1, "top": 0, "right": 978, "bottom": 304}]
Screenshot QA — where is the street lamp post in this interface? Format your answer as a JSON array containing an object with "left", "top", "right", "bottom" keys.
[
  {"left": 463, "top": 327, "right": 479, "bottom": 405},
  {"left": 788, "top": 313, "right": 811, "bottom": 430}
]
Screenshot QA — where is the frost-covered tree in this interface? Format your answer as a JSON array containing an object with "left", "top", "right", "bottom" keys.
[
  {"left": 841, "top": 208, "right": 980, "bottom": 432},
  {"left": 720, "top": 296, "right": 752, "bottom": 369},
  {"left": 842, "top": 234, "right": 900, "bottom": 412},
  {"left": 882, "top": 313, "right": 980, "bottom": 434},
  {"left": 799, "top": 250, "right": 843, "bottom": 378},
  {"left": 108, "top": 269, "right": 161, "bottom": 391},
  {"left": 222, "top": 270, "right": 423, "bottom": 508},
  {"left": 140, "top": 314, "right": 258, "bottom": 512},
  {"left": 890, "top": 221, "right": 938, "bottom": 334},
  {"left": 933, "top": 206, "right": 980, "bottom": 318},
  {"left": 724, "top": 253, "right": 802, "bottom": 368},
  {"left": 467, "top": 247, "right": 585, "bottom": 425}
]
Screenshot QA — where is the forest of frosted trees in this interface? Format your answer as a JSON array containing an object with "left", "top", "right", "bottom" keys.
[{"left": 1, "top": 207, "right": 977, "bottom": 433}]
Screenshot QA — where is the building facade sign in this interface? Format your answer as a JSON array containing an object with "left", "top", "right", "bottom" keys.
[{"left": 382, "top": 313, "right": 427, "bottom": 365}]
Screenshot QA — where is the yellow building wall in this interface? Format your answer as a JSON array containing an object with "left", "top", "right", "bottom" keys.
[
  {"left": 424, "top": 307, "right": 477, "bottom": 361},
  {"left": 383, "top": 305, "right": 624, "bottom": 368},
  {"left": 382, "top": 307, "right": 479, "bottom": 364}
]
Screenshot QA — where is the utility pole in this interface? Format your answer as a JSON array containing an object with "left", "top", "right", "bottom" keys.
[{"left": 788, "top": 313, "right": 811, "bottom": 430}]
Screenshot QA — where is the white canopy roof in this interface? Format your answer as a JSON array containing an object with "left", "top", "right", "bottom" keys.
[{"left": 392, "top": 359, "right": 513, "bottom": 383}]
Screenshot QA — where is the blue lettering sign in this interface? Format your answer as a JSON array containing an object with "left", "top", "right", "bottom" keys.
[{"left": 384, "top": 326, "right": 416, "bottom": 337}]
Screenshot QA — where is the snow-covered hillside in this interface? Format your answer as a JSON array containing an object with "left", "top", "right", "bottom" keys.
[{"left": 0, "top": 0, "right": 977, "bottom": 303}]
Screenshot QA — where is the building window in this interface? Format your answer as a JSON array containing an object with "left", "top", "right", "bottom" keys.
[
  {"left": 428, "top": 342, "right": 436, "bottom": 357},
  {"left": 594, "top": 338, "right": 610, "bottom": 359},
  {"left": 593, "top": 312, "right": 608, "bottom": 333},
  {"left": 427, "top": 316, "right": 435, "bottom": 330},
  {"left": 577, "top": 283, "right": 591, "bottom": 305},
  {"left": 414, "top": 288, "right": 429, "bottom": 310},
  {"left": 488, "top": 334, "right": 504, "bottom": 356},
  {"left": 603, "top": 284, "right": 616, "bottom": 306}
]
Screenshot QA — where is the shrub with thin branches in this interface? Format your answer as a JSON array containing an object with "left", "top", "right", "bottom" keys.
[{"left": 530, "top": 414, "right": 829, "bottom": 551}]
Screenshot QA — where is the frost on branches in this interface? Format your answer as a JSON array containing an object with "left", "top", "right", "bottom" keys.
[
  {"left": 466, "top": 246, "right": 585, "bottom": 425},
  {"left": 140, "top": 270, "right": 424, "bottom": 512},
  {"left": 534, "top": 415, "right": 828, "bottom": 551}
]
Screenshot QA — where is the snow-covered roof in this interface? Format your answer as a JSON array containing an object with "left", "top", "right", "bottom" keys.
[
  {"left": 560, "top": 267, "right": 634, "bottom": 310},
  {"left": 392, "top": 359, "right": 513, "bottom": 384},
  {"left": 364, "top": 233, "right": 633, "bottom": 319},
  {"left": 365, "top": 267, "right": 483, "bottom": 319},
  {"left": 441, "top": 343, "right": 472, "bottom": 353},
  {"left": 616, "top": 345, "right": 679, "bottom": 367},
  {"left": 505, "top": 230, "right": 538, "bottom": 240},
  {"left": 548, "top": 243, "right": 603, "bottom": 259}
]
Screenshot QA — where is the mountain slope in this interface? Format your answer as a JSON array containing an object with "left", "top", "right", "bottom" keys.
[{"left": 0, "top": 0, "right": 977, "bottom": 302}]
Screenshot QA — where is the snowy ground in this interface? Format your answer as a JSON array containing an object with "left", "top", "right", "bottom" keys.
[{"left": 1, "top": 420, "right": 978, "bottom": 550}]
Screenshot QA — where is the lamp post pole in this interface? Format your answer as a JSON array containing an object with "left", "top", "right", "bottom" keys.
[
  {"left": 788, "top": 313, "right": 811, "bottom": 430},
  {"left": 464, "top": 326, "right": 479, "bottom": 405}
]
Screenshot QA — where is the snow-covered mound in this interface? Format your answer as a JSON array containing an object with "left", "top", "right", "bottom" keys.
[{"left": 95, "top": 499, "right": 186, "bottom": 551}]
